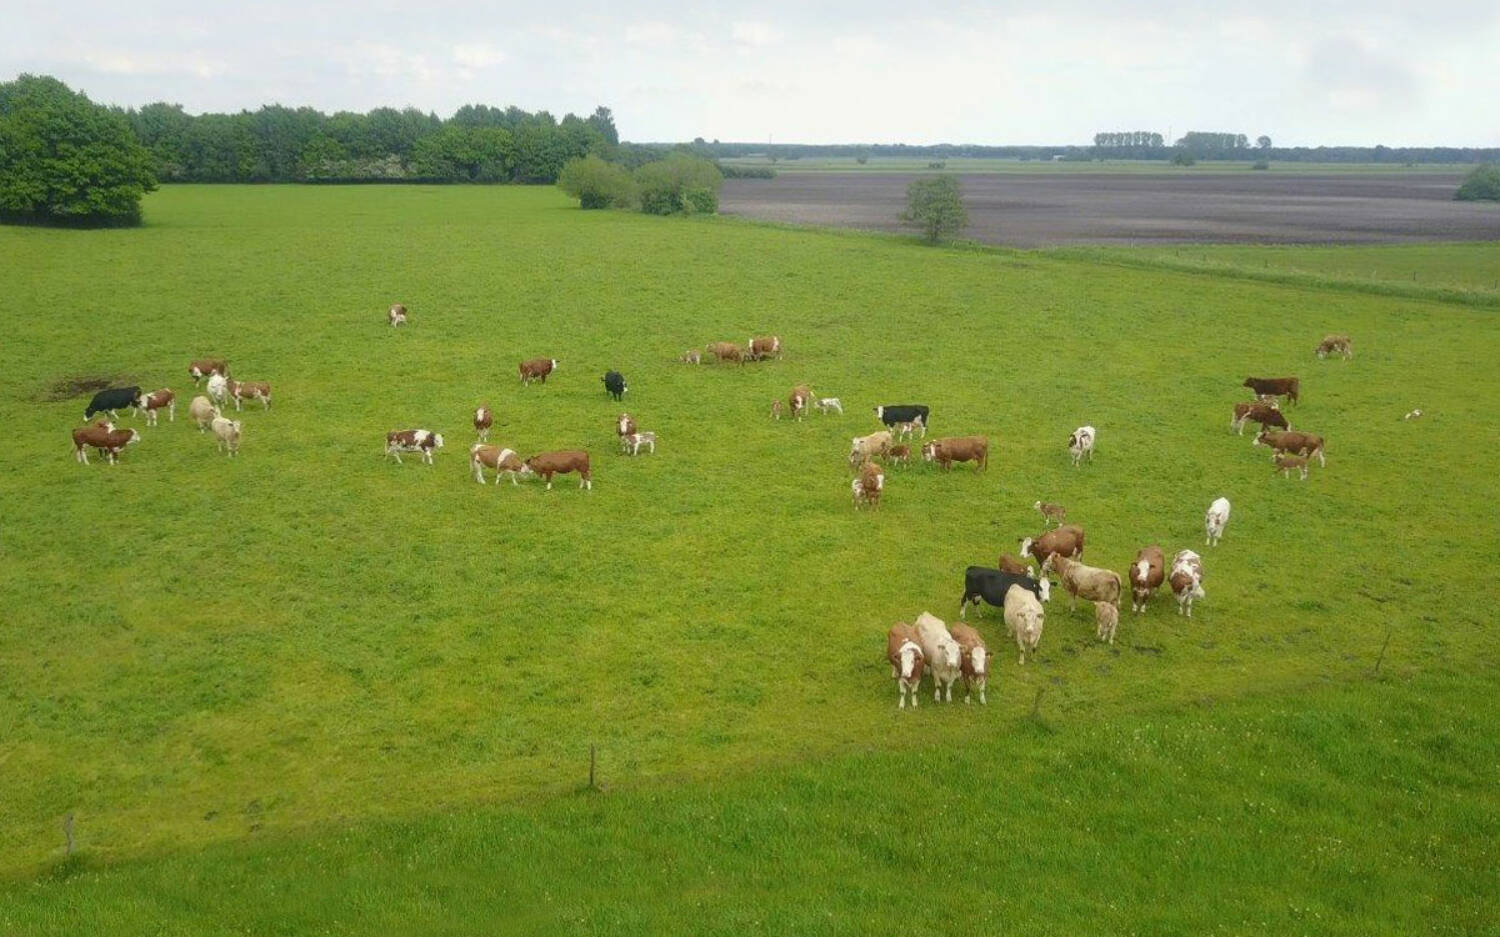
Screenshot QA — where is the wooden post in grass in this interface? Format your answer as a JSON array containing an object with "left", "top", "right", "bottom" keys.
[
  {"left": 1373, "top": 628, "right": 1393, "bottom": 675},
  {"left": 62, "top": 814, "right": 74, "bottom": 855}
]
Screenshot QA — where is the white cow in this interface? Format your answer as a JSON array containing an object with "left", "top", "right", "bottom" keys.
[
  {"left": 914, "top": 612, "right": 962, "bottom": 703},
  {"left": 1068, "top": 425, "right": 1096, "bottom": 466},
  {"left": 211, "top": 415, "right": 242, "bottom": 456},
  {"left": 206, "top": 372, "right": 229, "bottom": 405},
  {"left": 1205, "top": 497, "right": 1231, "bottom": 546}
]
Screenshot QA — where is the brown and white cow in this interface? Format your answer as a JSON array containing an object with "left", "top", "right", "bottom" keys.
[
  {"left": 71, "top": 423, "right": 139, "bottom": 464},
  {"left": 748, "top": 335, "right": 782, "bottom": 360},
  {"left": 1095, "top": 601, "right": 1120, "bottom": 645},
  {"left": 770, "top": 399, "right": 784, "bottom": 420},
  {"left": 680, "top": 349, "right": 701, "bottom": 365},
  {"left": 136, "top": 388, "right": 175, "bottom": 425},
  {"left": 519, "top": 358, "right": 558, "bottom": 384},
  {"left": 188, "top": 358, "right": 227, "bottom": 385},
  {"left": 997, "top": 553, "right": 1030, "bottom": 576},
  {"left": 1231, "top": 401, "right": 1289, "bottom": 435},
  {"left": 705, "top": 342, "right": 744, "bottom": 365},
  {"left": 1128, "top": 545, "right": 1165, "bottom": 613},
  {"left": 789, "top": 384, "right": 814, "bottom": 421},
  {"left": 1274, "top": 452, "right": 1310, "bottom": 480},
  {"left": 884, "top": 443, "right": 911, "bottom": 466},
  {"left": 887, "top": 622, "right": 926, "bottom": 709},
  {"left": 616, "top": 413, "right": 636, "bottom": 438},
  {"left": 851, "top": 460, "right": 884, "bottom": 509},
  {"left": 1041, "top": 554, "right": 1122, "bottom": 613},
  {"left": 473, "top": 406, "right": 493, "bottom": 441},
  {"left": 848, "top": 430, "right": 893, "bottom": 466},
  {"left": 1316, "top": 334, "right": 1352, "bottom": 359},
  {"left": 386, "top": 429, "right": 444, "bottom": 465},
  {"left": 621, "top": 432, "right": 656, "bottom": 455},
  {"left": 949, "top": 622, "right": 989, "bottom": 705},
  {"left": 922, "top": 435, "right": 988, "bottom": 471},
  {"left": 1034, "top": 501, "right": 1066, "bottom": 527},
  {"left": 211, "top": 416, "right": 242, "bottom": 456},
  {"left": 389, "top": 303, "right": 408, "bottom": 327},
  {"left": 1019, "top": 524, "right": 1085, "bottom": 570},
  {"left": 188, "top": 395, "right": 219, "bottom": 432},
  {"left": 1254, "top": 429, "right": 1325, "bottom": 467},
  {"left": 525, "top": 450, "right": 592, "bottom": 490},
  {"left": 1243, "top": 376, "right": 1300, "bottom": 406},
  {"left": 470, "top": 444, "right": 526, "bottom": 485},
  {"left": 1169, "top": 549, "right": 1205, "bottom": 617},
  {"left": 227, "top": 379, "right": 271, "bottom": 411}
]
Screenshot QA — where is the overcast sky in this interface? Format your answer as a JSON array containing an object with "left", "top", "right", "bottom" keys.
[{"left": 5, "top": 1, "right": 1497, "bottom": 146}]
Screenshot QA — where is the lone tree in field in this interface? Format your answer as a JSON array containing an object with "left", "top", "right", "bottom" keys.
[
  {"left": 1454, "top": 164, "right": 1500, "bottom": 202},
  {"left": 901, "top": 174, "right": 967, "bottom": 243},
  {"left": 0, "top": 74, "right": 156, "bottom": 227},
  {"left": 557, "top": 155, "right": 635, "bottom": 208}
]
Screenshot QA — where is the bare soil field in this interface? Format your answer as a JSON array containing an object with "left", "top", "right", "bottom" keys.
[{"left": 720, "top": 172, "right": 1500, "bottom": 246}]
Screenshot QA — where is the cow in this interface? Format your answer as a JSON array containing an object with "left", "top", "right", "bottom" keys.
[
  {"left": 997, "top": 553, "right": 1030, "bottom": 576},
  {"left": 1254, "top": 429, "right": 1325, "bottom": 467},
  {"left": 206, "top": 373, "right": 229, "bottom": 405},
  {"left": 1243, "top": 376, "right": 1300, "bottom": 406},
  {"left": 851, "top": 460, "right": 883, "bottom": 509},
  {"left": 1170, "top": 549, "right": 1205, "bottom": 617},
  {"left": 1095, "top": 601, "right": 1120, "bottom": 645},
  {"left": 884, "top": 443, "right": 911, "bottom": 466},
  {"left": 1034, "top": 501, "right": 1066, "bottom": 527},
  {"left": 71, "top": 424, "right": 138, "bottom": 464},
  {"left": 386, "top": 429, "right": 444, "bottom": 465},
  {"left": 520, "top": 358, "right": 558, "bottom": 384},
  {"left": 389, "top": 303, "right": 407, "bottom": 327},
  {"left": 188, "top": 395, "right": 218, "bottom": 432},
  {"left": 1315, "top": 334, "right": 1352, "bottom": 359},
  {"left": 893, "top": 421, "right": 922, "bottom": 440},
  {"left": 1019, "top": 524, "right": 1085, "bottom": 571},
  {"left": 1128, "top": 545, "right": 1165, "bottom": 613},
  {"left": 616, "top": 413, "right": 637, "bottom": 438},
  {"left": 84, "top": 386, "right": 141, "bottom": 421},
  {"left": 1003, "top": 585, "right": 1046, "bottom": 665},
  {"left": 1205, "top": 497, "right": 1231, "bottom": 546},
  {"left": 470, "top": 444, "right": 527, "bottom": 485},
  {"left": 474, "top": 406, "right": 493, "bottom": 441},
  {"left": 705, "top": 342, "right": 744, "bottom": 365},
  {"left": 136, "top": 389, "right": 175, "bottom": 425},
  {"left": 680, "top": 349, "right": 701, "bottom": 365},
  {"left": 886, "top": 623, "right": 926, "bottom": 710},
  {"left": 874, "top": 405, "right": 929, "bottom": 437},
  {"left": 1232, "top": 401, "right": 1289, "bottom": 435},
  {"left": 188, "top": 359, "right": 227, "bottom": 385},
  {"left": 848, "top": 430, "right": 893, "bottom": 466},
  {"left": 789, "top": 385, "right": 814, "bottom": 421},
  {"left": 959, "top": 566, "right": 1049, "bottom": 619},
  {"left": 227, "top": 379, "right": 271, "bottom": 411},
  {"left": 748, "top": 335, "right": 782, "bottom": 360},
  {"left": 525, "top": 450, "right": 592, "bottom": 490},
  {"left": 1403, "top": 408, "right": 1423, "bottom": 420},
  {"left": 1041, "top": 554, "right": 1122, "bottom": 613},
  {"left": 770, "top": 400, "right": 784, "bottom": 420},
  {"left": 602, "top": 371, "right": 627, "bottom": 401},
  {"left": 814, "top": 397, "right": 843, "bottom": 415},
  {"left": 622, "top": 432, "right": 656, "bottom": 455},
  {"left": 922, "top": 435, "right": 987, "bottom": 471},
  {"left": 949, "top": 623, "right": 989, "bottom": 705},
  {"left": 1068, "top": 425, "right": 1096, "bottom": 466},
  {"left": 1274, "top": 453, "right": 1310, "bottom": 480},
  {"left": 914, "top": 612, "right": 962, "bottom": 703},
  {"left": 211, "top": 416, "right": 242, "bottom": 456}
]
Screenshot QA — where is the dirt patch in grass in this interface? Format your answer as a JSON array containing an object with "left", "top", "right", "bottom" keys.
[{"left": 36, "top": 375, "right": 139, "bottom": 403}]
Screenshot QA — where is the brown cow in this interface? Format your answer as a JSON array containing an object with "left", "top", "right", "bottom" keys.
[
  {"left": 470, "top": 444, "right": 526, "bottom": 485},
  {"left": 949, "top": 623, "right": 989, "bottom": 705},
  {"left": 1254, "top": 429, "right": 1325, "bottom": 467},
  {"left": 525, "top": 450, "right": 592, "bottom": 490},
  {"left": 519, "top": 358, "right": 558, "bottom": 384},
  {"left": 1243, "top": 376, "right": 1300, "bottom": 406},
  {"left": 72, "top": 424, "right": 140, "bottom": 464},
  {"left": 473, "top": 406, "right": 493, "bottom": 441},
  {"left": 188, "top": 359, "right": 227, "bottom": 385},
  {"left": 748, "top": 335, "right": 782, "bottom": 360},
  {"left": 997, "top": 553, "right": 1030, "bottom": 576},
  {"left": 789, "top": 385, "right": 813, "bottom": 421},
  {"left": 389, "top": 303, "right": 408, "bottom": 327},
  {"left": 887, "top": 622, "right": 926, "bottom": 709},
  {"left": 1231, "top": 401, "right": 1289, "bottom": 435},
  {"left": 1274, "top": 452, "right": 1310, "bottom": 480},
  {"left": 705, "top": 342, "right": 744, "bottom": 365},
  {"left": 884, "top": 443, "right": 911, "bottom": 466},
  {"left": 1019, "top": 524, "right": 1084, "bottom": 570},
  {"left": 227, "top": 379, "right": 271, "bottom": 410},
  {"left": 136, "top": 388, "right": 175, "bottom": 425},
  {"left": 1128, "top": 545, "right": 1165, "bottom": 613},
  {"left": 680, "top": 349, "right": 701, "bottom": 365},
  {"left": 922, "top": 435, "right": 988, "bottom": 471},
  {"left": 852, "top": 460, "right": 884, "bottom": 509}
]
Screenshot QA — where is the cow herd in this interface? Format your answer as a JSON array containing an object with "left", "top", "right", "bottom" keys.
[{"left": 69, "top": 358, "right": 254, "bottom": 462}]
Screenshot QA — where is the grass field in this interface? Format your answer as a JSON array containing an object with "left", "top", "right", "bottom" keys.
[
  {"left": 2, "top": 185, "right": 1497, "bottom": 933},
  {"left": 720, "top": 155, "right": 1475, "bottom": 174}
]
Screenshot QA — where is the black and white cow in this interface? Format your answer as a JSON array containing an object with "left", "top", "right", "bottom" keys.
[
  {"left": 874, "top": 405, "right": 929, "bottom": 437},
  {"left": 602, "top": 371, "right": 627, "bottom": 401},
  {"left": 959, "top": 566, "right": 1050, "bottom": 619},
  {"left": 84, "top": 386, "right": 142, "bottom": 421}
]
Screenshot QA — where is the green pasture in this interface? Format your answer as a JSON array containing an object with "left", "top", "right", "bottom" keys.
[{"left": 1, "top": 185, "right": 1496, "bottom": 932}]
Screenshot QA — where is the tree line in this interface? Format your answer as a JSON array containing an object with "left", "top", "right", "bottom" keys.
[{"left": 1093, "top": 131, "right": 1165, "bottom": 149}]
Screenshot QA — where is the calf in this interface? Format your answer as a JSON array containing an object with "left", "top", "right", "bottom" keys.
[
  {"left": 602, "top": 371, "right": 627, "bottom": 401},
  {"left": 470, "top": 444, "right": 526, "bottom": 485},
  {"left": 893, "top": 420, "right": 922, "bottom": 439},
  {"left": 228, "top": 379, "right": 271, "bottom": 411},
  {"left": 922, "top": 435, "right": 987, "bottom": 471},
  {"left": 519, "top": 358, "right": 558, "bottom": 384},
  {"left": 1128, "top": 545, "right": 1165, "bottom": 613},
  {"left": 997, "top": 553, "right": 1030, "bottom": 576},
  {"left": 84, "top": 386, "right": 141, "bottom": 421},
  {"left": 1274, "top": 452, "right": 1310, "bottom": 480},
  {"left": 188, "top": 359, "right": 227, "bottom": 385},
  {"left": 71, "top": 424, "right": 139, "bottom": 464},
  {"left": 748, "top": 335, "right": 782, "bottom": 360},
  {"left": 1042, "top": 554, "right": 1122, "bottom": 613},
  {"left": 960, "top": 566, "right": 1049, "bottom": 619},
  {"left": 914, "top": 612, "right": 962, "bottom": 703},
  {"left": 680, "top": 349, "right": 701, "bottom": 365},
  {"left": 705, "top": 342, "right": 744, "bottom": 365},
  {"left": 386, "top": 429, "right": 444, "bottom": 465},
  {"left": 1315, "top": 334, "right": 1352, "bottom": 359},
  {"left": 622, "top": 432, "right": 656, "bottom": 455},
  {"left": 1231, "top": 401, "right": 1288, "bottom": 435},
  {"left": 848, "top": 430, "right": 893, "bottom": 466},
  {"left": 389, "top": 303, "right": 407, "bottom": 327},
  {"left": 949, "top": 623, "right": 989, "bottom": 705},
  {"left": 789, "top": 385, "right": 813, "bottom": 421},
  {"left": 1204, "top": 497, "right": 1231, "bottom": 546},
  {"left": 615, "top": 413, "right": 637, "bottom": 438},
  {"left": 884, "top": 443, "right": 911, "bottom": 466},
  {"left": 1003, "top": 585, "right": 1046, "bottom": 665},
  {"left": 474, "top": 406, "right": 493, "bottom": 441},
  {"left": 770, "top": 400, "right": 784, "bottom": 420},
  {"left": 1170, "top": 549, "right": 1205, "bottom": 617},
  {"left": 136, "top": 388, "right": 175, "bottom": 426},
  {"left": 188, "top": 395, "right": 218, "bottom": 432},
  {"left": 1254, "top": 429, "right": 1325, "bottom": 467},
  {"left": 1068, "top": 425, "right": 1096, "bottom": 466},
  {"left": 525, "top": 450, "right": 592, "bottom": 490},
  {"left": 814, "top": 397, "right": 843, "bottom": 415},
  {"left": 1019, "top": 524, "right": 1085, "bottom": 571},
  {"left": 874, "top": 405, "right": 929, "bottom": 437},
  {"left": 211, "top": 416, "right": 242, "bottom": 456},
  {"left": 851, "top": 460, "right": 884, "bottom": 509},
  {"left": 886, "top": 623, "right": 926, "bottom": 710},
  {"left": 1243, "top": 376, "right": 1300, "bottom": 405},
  {"left": 1033, "top": 501, "right": 1066, "bottom": 527},
  {"left": 1095, "top": 601, "right": 1120, "bottom": 645}
]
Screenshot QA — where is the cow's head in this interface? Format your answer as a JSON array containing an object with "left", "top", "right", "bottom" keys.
[
  {"left": 940, "top": 640, "right": 961, "bottom": 673},
  {"left": 898, "top": 641, "right": 920, "bottom": 680},
  {"left": 922, "top": 442, "right": 937, "bottom": 461},
  {"left": 1252, "top": 430, "right": 1270, "bottom": 447},
  {"left": 873, "top": 406, "right": 884, "bottom": 420},
  {"left": 969, "top": 645, "right": 987, "bottom": 677},
  {"left": 550, "top": 359, "right": 559, "bottom": 370},
  {"left": 431, "top": 434, "right": 445, "bottom": 450}
]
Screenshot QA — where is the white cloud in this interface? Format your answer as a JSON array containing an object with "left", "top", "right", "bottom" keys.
[
  {"left": 731, "top": 21, "right": 777, "bottom": 46},
  {"left": 453, "top": 43, "right": 505, "bottom": 69},
  {"left": 624, "top": 22, "right": 681, "bottom": 46}
]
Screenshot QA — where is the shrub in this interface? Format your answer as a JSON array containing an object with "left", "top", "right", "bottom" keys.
[
  {"left": 901, "top": 174, "right": 967, "bottom": 243},
  {"left": 927, "top": 160, "right": 947, "bottom": 169},
  {"left": 0, "top": 74, "right": 157, "bottom": 227},
  {"left": 557, "top": 155, "right": 635, "bottom": 208},
  {"left": 855, "top": 155, "right": 869, "bottom": 165},
  {"left": 1171, "top": 152, "right": 1197, "bottom": 166},
  {"left": 1252, "top": 159, "right": 1270, "bottom": 170},
  {"left": 633, "top": 154, "right": 723, "bottom": 215},
  {"left": 1454, "top": 164, "right": 1500, "bottom": 202},
  {"left": 718, "top": 164, "right": 775, "bottom": 180}
]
